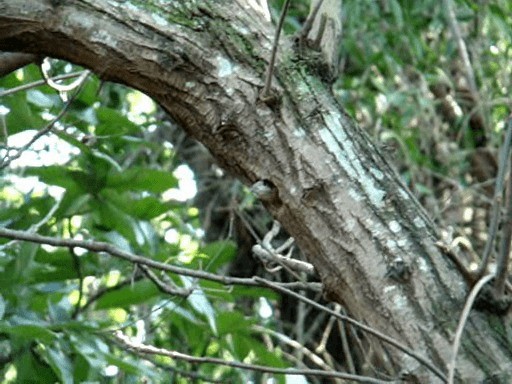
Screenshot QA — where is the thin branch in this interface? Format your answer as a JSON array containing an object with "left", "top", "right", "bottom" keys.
[
  {"left": 112, "top": 331, "right": 395, "bottom": 383},
  {"left": 253, "top": 220, "right": 316, "bottom": 276},
  {"left": 443, "top": 0, "right": 478, "bottom": 99},
  {"left": 0, "top": 71, "right": 86, "bottom": 97},
  {"left": 447, "top": 273, "right": 495, "bottom": 384},
  {"left": 254, "top": 277, "right": 447, "bottom": 382},
  {"left": 315, "top": 309, "right": 336, "bottom": 354},
  {"left": 40, "top": 58, "right": 91, "bottom": 93},
  {"left": 336, "top": 305, "right": 356, "bottom": 374},
  {"left": 0, "top": 227, "right": 321, "bottom": 293},
  {"left": 126, "top": 349, "right": 228, "bottom": 383},
  {"left": 494, "top": 149, "right": 512, "bottom": 297},
  {"left": 298, "top": 0, "right": 324, "bottom": 41},
  {"left": 138, "top": 264, "right": 192, "bottom": 297},
  {"left": 260, "top": 0, "right": 291, "bottom": 100},
  {"left": 252, "top": 324, "right": 333, "bottom": 372},
  {"left": 477, "top": 116, "right": 512, "bottom": 276}
]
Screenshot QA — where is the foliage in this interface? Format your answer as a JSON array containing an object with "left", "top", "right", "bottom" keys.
[
  {"left": 0, "top": 63, "right": 283, "bottom": 383},
  {"left": 1, "top": 0, "right": 512, "bottom": 382}
]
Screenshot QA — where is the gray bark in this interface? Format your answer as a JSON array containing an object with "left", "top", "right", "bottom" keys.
[{"left": 0, "top": 0, "right": 511, "bottom": 382}]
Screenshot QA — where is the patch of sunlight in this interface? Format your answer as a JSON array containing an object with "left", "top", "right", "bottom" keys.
[
  {"left": 104, "top": 365, "right": 119, "bottom": 377},
  {"left": 106, "top": 270, "right": 121, "bottom": 287},
  {"left": 126, "top": 90, "right": 156, "bottom": 124},
  {"left": 4, "top": 365, "right": 16, "bottom": 383},
  {"left": 109, "top": 308, "right": 128, "bottom": 323},
  {"left": 257, "top": 297, "right": 273, "bottom": 319},
  {"left": 163, "top": 164, "right": 197, "bottom": 202},
  {"left": 3, "top": 130, "right": 78, "bottom": 168}
]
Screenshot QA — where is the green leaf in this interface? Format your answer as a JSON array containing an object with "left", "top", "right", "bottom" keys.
[
  {"left": 1, "top": 93, "right": 45, "bottom": 134},
  {"left": 26, "top": 89, "right": 60, "bottom": 108},
  {"left": 14, "top": 349, "right": 59, "bottom": 383},
  {"left": 217, "top": 311, "right": 254, "bottom": 336},
  {"left": 0, "top": 322, "right": 57, "bottom": 342},
  {"left": 109, "top": 193, "right": 173, "bottom": 220},
  {"left": 106, "top": 167, "right": 178, "bottom": 193},
  {"left": 94, "top": 280, "right": 160, "bottom": 309},
  {"left": 41, "top": 344, "right": 74, "bottom": 384},
  {"left": 95, "top": 106, "right": 141, "bottom": 136},
  {"left": 181, "top": 276, "right": 217, "bottom": 335},
  {"left": 70, "top": 333, "right": 109, "bottom": 370},
  {"left": 24, "top": 166, "right": 84, "bottom": 191},
  {"left": 201, "top": 240, "right": 237, "bottom": 272}
]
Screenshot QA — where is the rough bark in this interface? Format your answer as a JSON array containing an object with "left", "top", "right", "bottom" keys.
[{"left": 0, "top": 0, "right": 511, "bottom": 382}]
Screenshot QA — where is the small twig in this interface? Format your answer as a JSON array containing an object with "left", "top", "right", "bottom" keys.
[
  {"left": 477, "top": 116, "right": 512, "bottom": 277},
  {"left": 252, "top": 324, "right": 333, "bottom": 372},
  {"left": 40, "top": 58, "right": 91, "bottom": 94},
  {"left": 252, "top": 220, "right": 316, "bottom": 275},
  {"left": 447, "top": 273, "right": 495, "bottom": 384},
  {"left": 260, "top": 0, "right": 291, "bottom": 100},
  {"left": 443, "top": 0, "right": 478, "bottom": 99},
  {"left": 126, "top": 349, "right": 228, "bottom": 383},
  {"left": 138, "top": 264, "right": 191, "bottom": 297},
  {"left": 315, "top": 310, "right": 336, "bottom": 354},
  {"left": 0, "top": 71, "right": 87, "bottom": 97},
  {"left": 336, "top": 305, "right": 356, "bottom": 374},
  {"left": 113, "top": 331, "right": 394, "bottom": 383},
  {"left": 254, "top": 277, "right": 447, "bottom": 382},
  {"left": 298, "top": 0, "right": 324, "bottom": 42}
]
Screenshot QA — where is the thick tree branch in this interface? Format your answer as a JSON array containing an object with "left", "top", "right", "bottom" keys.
[
  {"left": 0, "top": 51, "right": 38, "bottom": 76},
  {"left": 0, "top": 0, "right": 511, "bottom": 381}
]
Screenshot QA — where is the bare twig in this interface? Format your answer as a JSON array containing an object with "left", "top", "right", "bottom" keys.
[
  {"left": 443, "top": 0, "right": 478, "bottom": 100},
  {"left": 126, "top": 349, "right": 228, "bottom": 383},
  {"left": 254, "top": 277, "right": 447, "bottom": 382},
  {"left": 113, "top": 331, "right": 395, "bottom": 383},
  {"left": 40, "top": 58, "right": 91, "bottom": 94},
  {"left": 477, "top": 116, "right": 512, "bottom": 276},
  {"left": 252, "top": 220, "right": 315, "bottom": 275},
  {"left": 0, "top": 71, "right": 87, "bottom": 98},
  {"left": 260, "top": 0, "right": 291, "bottom": 100},
  {"left": 252, "top": 324, "right": 333, "bottom": 372},
  {"left": 447, "top": 273, "right": 495, "bottom": 384},
  {"left": 336, "top": 305, "right": 356, "bottom": 374},
  {"left": 315, "top": 309, "right": 336, "bottom": 354},
  {"left": 138, "top": 264, "right": 191, "bottom": 297},
  {"left": 0, "top": 227, "right": 321, "bottom": 293}
]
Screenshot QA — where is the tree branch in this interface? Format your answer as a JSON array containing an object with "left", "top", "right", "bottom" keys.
[
  {"left": 112, "top": 330, "right": 395, "bottom": 383},
  {"left": 0, "top": 227, "right": 321, "bottom": 292}
]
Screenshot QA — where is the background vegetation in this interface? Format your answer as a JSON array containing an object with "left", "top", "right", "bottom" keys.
[{"left": 1, "top": 0, "right": 511, "bottom": 382}]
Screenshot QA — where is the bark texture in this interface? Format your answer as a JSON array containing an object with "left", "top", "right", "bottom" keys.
[{"left": 1, "top": 0, "right": 511, "bottom": 382}]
